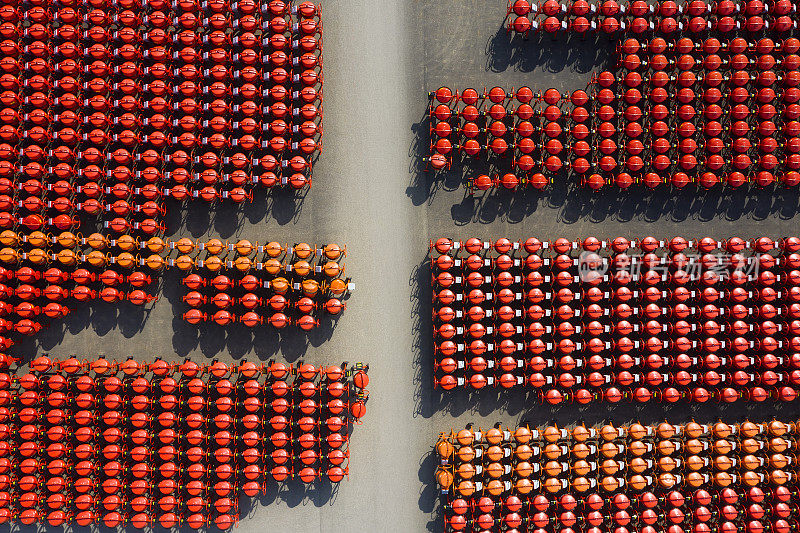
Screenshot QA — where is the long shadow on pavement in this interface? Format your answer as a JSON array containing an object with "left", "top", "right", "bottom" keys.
[{"left": 485, "top": 26, "right": 614, "bottom": 76}]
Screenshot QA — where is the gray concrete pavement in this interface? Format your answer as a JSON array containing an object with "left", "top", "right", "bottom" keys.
[{"left": 12, "top": 1, "right": 800, "bottom": 532}]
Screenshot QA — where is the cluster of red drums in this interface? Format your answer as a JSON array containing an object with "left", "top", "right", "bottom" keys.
[
  {"left": 0, "top": 356, "right": 369, "bottom": 528},
  {"left": 597, "top": 31, "right": 800, "bottom": 189},
  {"left": 428, "top": 77, "right": 800, "bottom": 191},
  {"left": 506, "top": 0, "right": 797, "bottom": 36},
  {"left": 0, "top": 0, "right": 322, "bottom": 241},
  {"left": 0, "top": 233, "right": 353, "bottom": 359},
  {"left": 0, "top": 231, "right": 160, "bottom": 359},
  {"left": 432, "top": 235, "right": 800, "bottom": 403},
  {"left": 180, "top": 241, "right": 350, "bottom": 328},
  {"left": 437, "top": 419, "right": 800, "bottom": 533},
  {"left": 427, "top": 86, "right": 553, "bottom": 191},
  {"left": 211, "top": 0, "right": 322, "bottom": 195},
  {"left": 428, "top": 0, "right": 800, "bottom": 190},
  {"left": 0, "top": 0, "right": 166, "bottom": 235}
]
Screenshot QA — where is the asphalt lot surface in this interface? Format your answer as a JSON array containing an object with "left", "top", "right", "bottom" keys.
[{"left": 13, "top": 1, "right": 800, "bottom": 532}]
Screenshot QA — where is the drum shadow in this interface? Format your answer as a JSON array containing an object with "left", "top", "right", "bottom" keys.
[
  {"left": 169, "top": 308, "right": 338, "bottom": 361},
  {"left": 252, "top": 327, "right": 310, "bottom": 362},
  {"left": 484, "top": 27, "right": 540, "bottom": 74},
  {"left": 407, "top": 114, "right": 466, "bottom": 208},
  {"left": 450, "top": 183, "right": 552, "bottom": 226},
  {"left": 555, "top": 184, "right": 800, "bottom": 225},
  {"left": 171, "top": 314, "right": 201, "bottom": 357},
  {"left": 445, "top": 176, "right": 593, "bottom": 226},
  {"left": 441, "top": 180, "right": 800, "bottom": 227},
  {"left": 165, "top": 189, "right": 309, "bottom": 240},
  {"left": 282, "top": 478, "right": 337, "bottom": 508},
  {"left": 564, "top": 33, "right": 616, "bottom": 74},
  {"left": 430, "top": 157, "right": 554, "bottom": 226},
  {"left": 512, "top": 399, "right": 800, "bottom": 434},
  {"left": 771, "top": 187, "right": 800, "bottom": 219},
  {"left": 267, "top": 188, "right": 310, "bottom": 226},
  {"left": 11, "top": 297, "right": 154, "bottom": 357},
  {"left": 87, "top": 303, "right": 121, "bottom": 338},
  {"left": 275, "top": 476, "right": 340, "bottom": 509},
  {"left": 737, "top": 187, "right": 800, "bottom": 221},
  {"left": 2, "top": 525, "right": 52, "bottom": 533},
  {"left": 164, "top": 199, "right": 231, "bottom": 239},
  {"left": 11, "top": 305, "right": 90, "bottom": 354},
  {"left": 305, "top": 316, "right": 339, "bottom": 348},
  {"left": 168, "top": 314, "right": 324, "bottom": 362},
  {"left": 237, "top": 485, "right": 280, "bottom": 520},
  {"left": 233, "top": 478, "right": 340, "bottom": 518},
  {"left": 418, "top": 450, "right": 442, "bottom": 533},
  {"left": 411, "top": 256, "right": 436, "bottom": 420},
  {"left": 115, "top": 300, "right": 152, "bottom": 338},
  {"left": 407, "top": 117, "right": 434, "bottom": 207},
  {"left": 485, "top": 27, "right": 613, "bottom": 75},
  {"left": 557, "top": 183, "right": 651, "bottom": 224}
]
